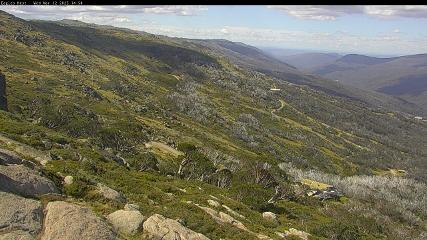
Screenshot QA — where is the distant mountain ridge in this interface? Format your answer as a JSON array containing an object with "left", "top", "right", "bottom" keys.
[
  {"left": 311, "top": 53, "right": 427, "bottom": 109},
  {"left": 336, "top": 54, "right": 397, "bottom": 65}
]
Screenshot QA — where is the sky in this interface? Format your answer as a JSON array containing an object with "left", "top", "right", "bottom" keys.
[{"left": 1, "top": 5, "right": 427, "bottom": 56}]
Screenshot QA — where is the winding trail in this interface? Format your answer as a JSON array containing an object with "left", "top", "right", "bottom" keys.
[{"left": 271, "top": 99, "right": 285, "bottom": 116}]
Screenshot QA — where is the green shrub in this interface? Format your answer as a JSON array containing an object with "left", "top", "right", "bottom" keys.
[
  {"left": 229, "top": 183, "right": 272, "bottom": 211},
  {"left": 128, "top": 152, "right": 159, "bottom": 172}
]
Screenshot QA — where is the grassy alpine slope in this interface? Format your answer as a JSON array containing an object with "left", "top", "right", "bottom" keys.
[{"left": 0, "top": 11, "right": 426, "bottom": 239}]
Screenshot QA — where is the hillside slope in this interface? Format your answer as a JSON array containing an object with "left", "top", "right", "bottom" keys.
[
  {"left": 0, "top": 11, "right": 426, "bottom": 239},
  {"left": 312, "top": 54, "right": 427, "bottom": 110},
  {"left": 264, "top": 52, "right": 342, "bottom": 71}
]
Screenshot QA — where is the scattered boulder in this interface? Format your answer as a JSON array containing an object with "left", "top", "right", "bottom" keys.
[
  {"left": 63, "top": 176, "right": 74, "bottom": 185},
  {"left": 41, "top": 201, "right": 116, "bottom": 240},
  {"left": 0, "top": 148, "right": 22, "bottom": 165},
  {"left": 262, "top": 212, "right": 278, "bottom": 223},
  {"left": 107, "top": 209, "right": 145, "bottom": 236},
  {"left": 0, "top": 192, "right": 43, "bottom": 235},
  {"left": 207, "top": 199, "right": 220, "bottom": 208},
  {"left": 143, "top": 214, "right": 209, "bottom": 240},
  {"left": 0, "top": 165, "right": 59, "bottom": 197},
  {"left": 96, "top": 183, "right": 126, "bottom": 203},
  {"left": 61, "top": 52, "right": 87, "bottom": 73},
  {"left": 256, "top": 233, "right": 273, "bottom": 239},
  {"left": 0, "top": 230, "right": 35, "bottom": 240},
  {"left": 283, "top": 228, "right": 311, "bottom": 240},
  {"left": 275, "top": 232, "right": 286, "bottom": 238},
  {"left": 82, "top": 85, "right": 102, "bottom": 100},
  {"left": 0, "top": 72, "right": 7, "bottom": 111}
]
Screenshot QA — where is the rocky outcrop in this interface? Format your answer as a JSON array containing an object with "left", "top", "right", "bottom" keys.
[
  {"left": 207, "top": 199, "right": 220, "bottom": 208},
  {"left": 197, "top": 206, "right": 247, "bottom": 232},
  {"left": 0, "top": 230, "right": 35, "bottom": 240},
  {"left": 0, "top": 148, "right": 22, "bottom": 165},
  {"left": 41, "top": 201, "right": 116, "bottom": 240},
  {"left": 96, "top": 183, "right": 126, "bottom": 203},
  {"left": 143, "top": 214, "right": 209, "bottom": 240},
  {"left": 0, "top": 165, "right": 59, "bottom": 197},
  {"left": 197, "top": 205, "right": 270, "bottom": 238},
  {"left": 0, "top": 72, "right": 7, "bottom": 111},
  {"left": 107, "top": 209, "right": 145, "bottom": 236},
  {"left": 0, "top": 134, "right": 51, "bottom": 166},
  {"left": 222, "top": 204, "right": 246, "bottom": 220},
  {"left": 0, "top": 192, "right": 43, "bottom": 235}
]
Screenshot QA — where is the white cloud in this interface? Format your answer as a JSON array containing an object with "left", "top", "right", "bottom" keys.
[
  {"left": 0, "top": 5, "right": 208, "bottom": 26},
  {"left": 0, "top": 5, "right": 207, "bottom": 26},
  {"left": 0, "top": 5, "right": 207, "bottom": 16},
  {"left": 141, "top": 5, "right": 207, "bottom": 16},
  {"left": 268, "top": 5, "right": 363, "bottom": 20},
  {"left": 69, "top": 14, "right": 131, "bottom": 24},
  {"left": 269, "top": 5, "right": 427, "bottom": 20}
]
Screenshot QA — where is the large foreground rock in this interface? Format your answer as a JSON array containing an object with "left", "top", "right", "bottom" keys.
[
  {"left": 0, "top": 165, "right": 58, "bottom": 197},
  {"left": 107, "top": 209, "right": 145, "bottom": 236},
  {"left": 41, "top": 201, "right": 116, "bottom": 240},
  {"left": 143, "top": 214, "right": 209, "bottom": 240},
  {"left": 0, "top": 230, "right": 34, "bottom": 240},
  {"left": 0, "top": 192, "right": 43, "bottom": 235}
]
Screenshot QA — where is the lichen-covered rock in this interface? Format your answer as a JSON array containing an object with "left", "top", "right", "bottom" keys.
[
  {"left": 0, "top": 192, "right": 43, "bottom": 235},
  {"left": 0, "top": 230, "right": 35, "bottom": 240},
  {"left": 96, "top": 183, "right": 126, "bottom": 203},
  {"left": 41, "top": 201, "right": 116, "bottom": 240},
  {"left": 262, "top": 212, "right": 278, "bottom": 223},
  {"left": 143, "top": 214, "right": 209, "bottom": 240},
  {"left": 63, "top": 175, "right": 74, "bottom": 185},
  {"left": 107, "top": 209, "right": 145, "bottom": 235},
  {"left": 124, "top": 203, "right": 140, "bottom": 211},
  {"left": 0, "top": 165, "right": 58, "bottom": 197},
  {"left": 283, "top": 228, "right": 311, "bottom": 240},
  {"left": 207, "top": 199, "right": 220, "bottom": 208}
]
